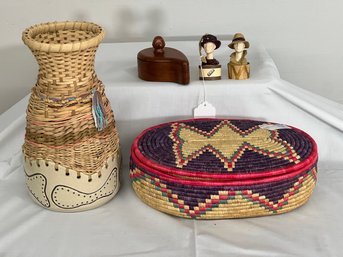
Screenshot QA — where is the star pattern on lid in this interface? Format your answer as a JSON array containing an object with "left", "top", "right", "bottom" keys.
[{"left": 169, "top": 120, "right": 300, "bottom": 172}]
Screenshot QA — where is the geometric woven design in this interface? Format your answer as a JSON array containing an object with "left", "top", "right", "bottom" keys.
[
  {"left": 170, "top": 120, "right": 300, "bottom": 171},
  {"left": 130, "top": 118, "right": 318, "bottom": 219},
  {"left": 130, "top": 166, "right": 317, "bottom": 219}
]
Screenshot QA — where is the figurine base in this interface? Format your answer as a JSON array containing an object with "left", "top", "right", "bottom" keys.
[
  {"left": 199, "top": 65, "right": 221, "bottom": 80},
  {"left": 228, "top": 63, "right": 250, "bottom": 80}
]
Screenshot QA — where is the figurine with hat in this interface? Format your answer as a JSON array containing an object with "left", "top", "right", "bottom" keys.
[
  {"left": 228, "top": 33, "right": 250, "bottom": 80},
  {"left": 199, "top": 34, "right": 222, "bottom": 80}
]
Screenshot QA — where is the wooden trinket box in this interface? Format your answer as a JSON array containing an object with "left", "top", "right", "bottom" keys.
[{"left": 137, "top": 36, "right": 190, "bottom": 85}]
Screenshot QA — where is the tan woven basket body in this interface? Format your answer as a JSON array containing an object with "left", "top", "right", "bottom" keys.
[{"left": 22, "top": 21, "right": 121, "bottom": 212}]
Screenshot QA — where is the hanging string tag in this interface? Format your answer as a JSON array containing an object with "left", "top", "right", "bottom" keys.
[
  {"left": 200, "top": 55, "right": 207, "bottom": 64},
  {"left": 194, "top": 43, "right": 216, "bottom": 118},
  {"left": 91, "top": 89, "right": 107, "bottom": 131},
  {"left": 194, "top": 101, "right": 216, "bottom": 118}
]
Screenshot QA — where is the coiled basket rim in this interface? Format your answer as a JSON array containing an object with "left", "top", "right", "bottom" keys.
[{"left": 22, "top": 21, "right": 105, "bottom": 53}]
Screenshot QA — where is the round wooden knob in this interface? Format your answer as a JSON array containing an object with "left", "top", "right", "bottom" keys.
[{"left": 152, "top": 36, "right": 165, "bottom": 54}]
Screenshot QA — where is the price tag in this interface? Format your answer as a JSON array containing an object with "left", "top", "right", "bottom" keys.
[
  {"left": 193, "top": 101, "right": 216, "bottom": 118},
  {"left": 259, "top": 124, "right": 290, "bottom": 130}
]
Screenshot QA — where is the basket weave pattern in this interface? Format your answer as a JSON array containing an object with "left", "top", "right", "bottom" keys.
[
  {"left": 22, "top": 21, "right": 119, "bottom": 175},
  {"left": 131, "top": 166, "right": 316, "bottom": 219},
  {"left": 130, "top": 119, "right": 318, "bottom": 219},
  {"left": 22, "top": 22, "right": 120, "bottom": 211}
]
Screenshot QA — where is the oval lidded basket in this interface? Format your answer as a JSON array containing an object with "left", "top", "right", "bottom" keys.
[
  {"left": 130, "top": 118, "right": 318, "bottom": 219},
  {"left": 22, "top": 21, "right": 121, "bottom": 212}
]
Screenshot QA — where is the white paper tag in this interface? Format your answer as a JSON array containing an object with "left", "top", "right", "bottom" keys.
[
  {"left": 259, "top": 123, "right": 290, "bottom": 130},
  {"left": 193, "top": 101, "right": 216, "bottom": 118}
]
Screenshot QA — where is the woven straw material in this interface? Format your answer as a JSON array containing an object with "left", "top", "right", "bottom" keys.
[
  {"left": 22, "top": 21, "right": 120, "bottom": 211},
  {"left": 130, "top": 119, "right": 318, "bottom": 219},
  {"left": 22, "top": 21, "right": 104, "bottom": 52}
]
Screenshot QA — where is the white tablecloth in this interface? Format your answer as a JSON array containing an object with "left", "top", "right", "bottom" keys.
[{"left": 1, "top": 42, "right": 343, "bottom": 257}]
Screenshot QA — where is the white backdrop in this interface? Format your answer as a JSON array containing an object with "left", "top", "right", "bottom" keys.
[
  {"left": 1, "top": 0, "right": 343, "bottom": 113},
  {"left": 1, "top": 42, "right": 343, "bottom": 257}
]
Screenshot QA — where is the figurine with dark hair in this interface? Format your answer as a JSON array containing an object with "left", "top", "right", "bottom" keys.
[{"left": 199, "top": 34, "right": 222, "bottom": 80}]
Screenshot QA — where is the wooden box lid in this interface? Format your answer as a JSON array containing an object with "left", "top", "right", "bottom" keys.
[{"left": 137, "top": 36, "right": 190, "bottom": 85}]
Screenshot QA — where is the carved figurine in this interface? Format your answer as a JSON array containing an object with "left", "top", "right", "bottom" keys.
[
  {"left": 199, "top": 34, "right": 221, "bottom": 80},
  {"left": 228, "top": 33, "right": 250, "bottom": 80}
]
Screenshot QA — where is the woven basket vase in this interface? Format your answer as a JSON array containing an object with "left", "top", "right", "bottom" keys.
[
  {"left": 22, "top": 21, "right": 121, "bottom": 212},
  {"left": 130, "top": 118, "right": 318, "bottom": 219}
]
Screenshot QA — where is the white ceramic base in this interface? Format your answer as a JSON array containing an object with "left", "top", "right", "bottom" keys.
[{"left": 24, "top": 151, "right": 121, "bottom": 212}]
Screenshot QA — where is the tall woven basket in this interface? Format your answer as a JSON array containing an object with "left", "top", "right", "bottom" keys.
[{"left": 22, "top": 21, "right": 121, "bottom": 212}]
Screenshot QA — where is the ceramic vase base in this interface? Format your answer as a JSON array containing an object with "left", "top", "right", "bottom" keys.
[{"left": 24, "top": 152, "right": 121, "bottom": 212}]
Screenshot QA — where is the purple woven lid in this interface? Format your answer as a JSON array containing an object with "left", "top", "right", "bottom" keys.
[{"left": 133, "top": 118, "right": 317, "bottom": 177}]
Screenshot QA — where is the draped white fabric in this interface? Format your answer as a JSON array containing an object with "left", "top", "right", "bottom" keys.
[{"left": 0, "top": 42, "right": 342, "bottom": 257}]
